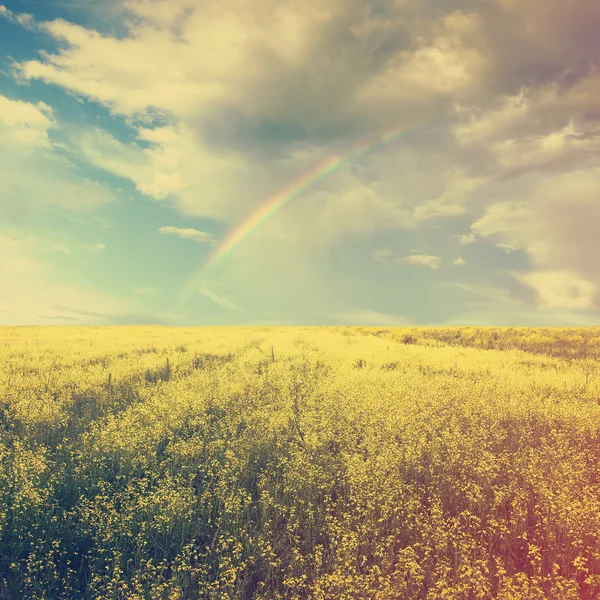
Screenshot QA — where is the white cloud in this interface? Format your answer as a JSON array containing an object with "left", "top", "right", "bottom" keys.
[
  {"left": 158, "top": 226, "right": 214, "bottom": 243},
  {"left": 373, "top": 248, "right": 394, "bottom": 259},
  {"left": 452, "top": 257, "right": 466, "bottom": 266},
  {"left": 495, "top": 242, "right": 518, "bottom": 253},
  {"left": 133, "top": 287, "right": 157, "bottom": 295},
  {"left": 468, "top": 169, "right": 600, "bottom": 269},
  {"left": 122, "top": 0, "right": 198, "bottom": 29},
  {"left": 412, "top": 170, "right": 485, "bottom": 221},
  {"left": 0, "top": 95, "right": 54, "bottom": 148},
  {"left": 0, "top": 95, "right": 116, "bottom": 220},
  {"left": 459, "top": 232, "right": 476, "bottom": 245},
  {"left": 462, "top": 167, "right": 600, "bottom": 310},
  {"left": 516, "top": 270, "right": 597, "bottom": 310},
  {"left": 395, "top": 254, "right": 442, "bottom": 269},
  {"left": 489, "top": 121, "right": 600, "bottom": 172},
  {"left": 198, "top": 287, "right": 238, "bottom": 310},
  {"left": 437, "top": 278, "right": 598, "bottom": 326},
  {"left": 39, "top": 241, "right": 105, "bottom": 261},
  {"left": 70, "top": 123, "right": 254, "bottom": 220},
  {"left": 454, "top": 90, "right": 532, "bottom": 145},
  {"left": 470, "top": 201, "right": 530, "bottom": 241},
  {"left": 45, "top": 244, "right": 73, "bottom": 255},
  {"left": 0, "top": 5, "right": 35, "bottom": 30},
  {"left": 0, "top": 233, "right": 136, "bottom": 324}
]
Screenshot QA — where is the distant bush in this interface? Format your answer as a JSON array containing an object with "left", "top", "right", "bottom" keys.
[{"left": 381, "top": 361, "right": 399, "bottom": 370}]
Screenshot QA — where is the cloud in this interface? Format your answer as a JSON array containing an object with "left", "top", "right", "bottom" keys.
[
  {"left": 45, "top": 244, "right": 73, "bottom": 255},
  {"left": 267, "top": 148, "right": 489, "bottom": 250},
  {"left": 439, "top": 280, "right": 527, "bottom": 312},
  {"left": 3, "top": 0, "right": 600, "bottom": 326},
  {"left": 14, "top": 0, "right": 385, "bottom": 129},
  {"left": 454, "top": 90, "right": 532, "bottom": 145},
  {"left": 373, "top": 249, "right": 394, "bottom": 259},
  {"left": 452, "top": 79, "right": 600, "bottom": 183},
  {"left": 489, "top": 121, "right": 600, "bottom": 174},
  {"left": 0, "top": 95, "right": 54, "bottom": 148},
  {"left": 0, "top": 95, "right": 116, "bottom": 225},
  {"left": 9, "top": 0, "right": 600, "bottom": 150},
  {"left": 462, "top": 0, "right": 600, "bottom": 104},
  {"left": 38, "top": 207, "right": 114, "bottom": 229},
  {"left": 463, "top": 167, "right": 600, "bottom": 308},
  {"left": 452, "top": 257, "right": 466, "bottom": 266},
  {"left": 198, "top": 287, "right": 238, "bottom": 310},
  {"left": 450, "top": 86, "right": 588, "bottom": 149},
  {"left": 0, "top": 233, "right": 137, "bottom": 324},
  {"left": 411, "top": 169, "right": 485, "bottom": 221},
  {"left": 50, "top": 305, "right": 105, "bottom": 318},
  {"left": 516, "top": 270, "right": 597, "bottom": 310},
  {"left": 4, "top": 0, "right": 494, "bottom": 238},
  {"left": 395, "top": 254, "right": 441, "bottom": 269},
  {"left": 469, "top": 169, "right": 600, "bottom": 267},
  {"left": 69, "top": 124, "right": 254, "bottom": 220},
  {"left": 470, "top": 200, "right": 530, "bottom": 241},
  {"left": 9, "top": 0, "right": 596, "bottom": 241},
  {"left": 0, "top": 5, "right": 35, "bottom": 30},
  {"left": 40, "top": 241, "right": 104, "bottom": 261},
  {"left": 495, "top": 243, "right": 518, "bottom": 253},
  {"left": 158, "top": 226, "right": 214, "bottom": 244},
  {"left": 357, "top": 11, "right": 487, "bottom": 117},
  {"left": 265, "top": 171, "right": 411, "bottom": 247},
  {"left": 437, "top": 279, "right": 599, "bottom": 326}
]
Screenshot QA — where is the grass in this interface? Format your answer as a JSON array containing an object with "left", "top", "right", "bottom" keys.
[{"left": 0, "top": 325, "right": 599, "bottom": 599}]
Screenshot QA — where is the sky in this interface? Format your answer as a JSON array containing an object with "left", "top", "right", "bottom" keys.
[{"left": 0, "top": 0, "right": 599, "bottom": 326}]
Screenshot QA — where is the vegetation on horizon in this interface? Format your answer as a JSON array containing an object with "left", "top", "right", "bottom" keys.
[{"left": 0, "top": 326, "right": 599, "bottom": 599}]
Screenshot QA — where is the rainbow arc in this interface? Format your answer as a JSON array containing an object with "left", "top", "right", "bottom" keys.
[{"left": 176, "top": 119, "right": 438, "bottom": 308}]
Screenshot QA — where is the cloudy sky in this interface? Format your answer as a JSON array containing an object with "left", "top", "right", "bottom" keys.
[{"left": 1, "top": 0, "right": 598, "bottom": 326}]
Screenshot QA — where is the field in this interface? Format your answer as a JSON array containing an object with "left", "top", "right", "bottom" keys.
[{"left": 1, "top": 326, "right": 599, "bottom": 599}]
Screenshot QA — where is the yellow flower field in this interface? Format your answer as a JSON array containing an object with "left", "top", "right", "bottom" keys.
[{"left": 0, "top": 326, "right": 599, "bottom": 599}]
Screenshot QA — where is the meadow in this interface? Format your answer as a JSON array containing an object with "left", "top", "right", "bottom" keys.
[{"left": 0, "top": 325, "right": 599, "bottom": 599}]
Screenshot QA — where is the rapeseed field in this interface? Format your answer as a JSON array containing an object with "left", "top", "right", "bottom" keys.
[{"left": 0, "top": 326, "right": 599, "bottom": 599}]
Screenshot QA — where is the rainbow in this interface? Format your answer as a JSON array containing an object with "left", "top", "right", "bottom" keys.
[{"left": 176, "top": 118, "right": 438, "bottom": 308}]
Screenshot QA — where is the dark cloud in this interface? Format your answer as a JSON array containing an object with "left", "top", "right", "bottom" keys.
[
  {"left": 473, "top": 0, "right": 599, "bottom": 102},
  {"left": 198, "top": 111, "right": 308, "bottom": 155},
  {"left": 542, "top": 194, "right": 600, "bottom": 282}
]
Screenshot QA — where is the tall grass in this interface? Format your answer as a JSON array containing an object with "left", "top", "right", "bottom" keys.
[{"left": 0, "top": 326, "right": 599, "bottom": 598}]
